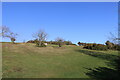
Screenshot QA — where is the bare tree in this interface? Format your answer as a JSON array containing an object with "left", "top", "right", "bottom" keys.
[
  {"left": 55, "top": 37, "right": 64, "bottom": 47},
  {"left": 108, "top": 31, "right": 120, "bottom": 45},
  {"left": 0, "top": 26, "right": 17, "bottom": 43},
  {"left": 0, "top": 26, "right": 10, "bottom": 38},
  {"left": 33, "top": 29, "right": 48, "bottom": 46},
  {"left": 8, "top": 32, "right": 17, "bottom": 43}
]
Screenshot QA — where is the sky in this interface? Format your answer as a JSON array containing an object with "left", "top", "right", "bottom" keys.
[
  {"left": 2, "top": 2, "right": 118, "bottom": 44},
  {"left": 1, "top": 0, "right": 120, "bottom": 2}
]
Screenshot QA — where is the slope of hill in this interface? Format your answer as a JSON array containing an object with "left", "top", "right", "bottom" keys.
[{"left": 2, "top": 43, "right": 118, "bottom": 78}]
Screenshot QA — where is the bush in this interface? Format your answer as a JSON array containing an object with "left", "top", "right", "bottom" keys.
[
  {"left": 64, "top": 41, "right": 73, "bottom": 45},
  {"left": 35, "top": 40, "right": 39, "bottom": 47},
  {"left": 35, "top": 41, "right": 46, "bottom": 47},
  {"left": 84, "top": 44, "right": 108, "bottom": 51},
  {"left": 50, "top": 41, "right": 58, "bottom": 45},
  {"left": 105, "top": 41, "right": 114, "bottom": 49},
  {"left": 34, "top": 40, "right": 46, "bottom": 47},
  {"left": 105, "top": 41, "right": 120, "bottom": 50},
  {"left": 78, "top": 42, "right": 86, "bottom": 46},
  {"left": 92, "top": 45, "right": 108, "bottom": 50},
  {"left": 27, "top": 39, "right": 38, "bottom": 43},
  {"left": 41, "top": 42, "right": 47, "bottom": 47},
  {"left": 112, "top": 44, "right": 120, "bottom": 50},
  {"left": 27, "top": 40, "right": 35, "bottom": 43},
  {"left": 71, "top": 44, "right": 77, "bottom": 46}
]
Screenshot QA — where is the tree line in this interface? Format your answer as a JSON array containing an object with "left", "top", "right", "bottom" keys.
[
  {"left": 0, "top": 26, "right": 75, "bottom": 47},
  {"left": 78, "top": 41, "right": 120, "bottom": 51},
  {"left": 1, "top": 26, "right": 119, "bottom": 49}
]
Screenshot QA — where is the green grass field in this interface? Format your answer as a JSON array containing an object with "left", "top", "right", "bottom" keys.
[{"left": 2, "top": 43, "right": 118, "bottom": 78}]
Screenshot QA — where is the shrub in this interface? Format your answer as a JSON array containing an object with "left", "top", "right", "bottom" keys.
[
  {"left": 41, "top": 42, "right": 47, "bottom": 47},
  {"left": 105, "top": 41, "right": 114, "bottom": 49},
  {"left": 27, "top": 39, "right": 46, "bottom": 47},
  {"left": 78, "top": 42, "right": 86, "bottom": 46},
  {"left": 84, "top": 44, "right": 108, "bottom": 51},
  {"left": 71, "top": 44, "right": 77, "bottom": 46},
  {"left": 37, "top": 41, "right": 46, "bottom": 47},
  {"left": 55, "top": 37, "right": 64, "bottom": 47},
  {"left": 27, "top": 40, "right": 35, "bottom": 43},
  {"left": 50, "top": 41, "right": 58, "bottom": 45},
  {"left": 35, "top": 41, "right": 46, "bottom": 47},
  {"left": 112, "top": 44, "right": 120, "bottom": 50},
  {"left": 105, "top": 41, "right": 120, "bottom": 50},
  {"left": 64, "top": 41, "right": 73, "bottom": 45},
  {"left": 92, "top": 45, "right": 108, "bottom": 50}
]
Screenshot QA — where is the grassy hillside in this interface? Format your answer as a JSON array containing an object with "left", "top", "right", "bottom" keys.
[{"left": 2, "top": 43, "right": 118, "bottom": 78}]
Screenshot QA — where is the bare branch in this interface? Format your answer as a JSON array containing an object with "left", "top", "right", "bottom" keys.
[
  {"left": 55, "top": 37, "right": 64, "bottom": 47},
  {"left": 0, "top": 26, "right": 17, "bottom": 43},
  {"left": 0, "top": 26, "right": 10, "bottom": 38},
  {"left": 33, "top": 29, "right": 48, "bottom": 46}
]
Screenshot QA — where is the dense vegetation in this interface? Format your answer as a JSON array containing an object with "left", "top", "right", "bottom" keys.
[
  {"left": 27, "top": 39, "right": 76, "bottom": 47},
  {"left": 78, "top": 41, "right": 120, "bottom": 51}
]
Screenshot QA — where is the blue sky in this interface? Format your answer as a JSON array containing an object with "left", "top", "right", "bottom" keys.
[{"left": 2, "top": 2, "right": 118, "bottom": 44}]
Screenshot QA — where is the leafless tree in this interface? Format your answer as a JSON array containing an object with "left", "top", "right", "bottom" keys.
[
  {"left": 33, "top": 29, "right": 48, "bottom": 46},
  {"left": 0, "top": 26, "right": 17, "bottom": 43},
  {"left": 55, "top": 37, "right": 64, "bottom": 47},
  {"left": 0, "top": 26, "right": 10, "bottom": 38},
  {"left": 8, "top": 32, "right": 17, "bottom": 43},
  {"left": 108, "top": 28, "right": 120, "bottom": 45}
]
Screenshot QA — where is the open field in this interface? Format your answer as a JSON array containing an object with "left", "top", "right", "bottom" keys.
[{"left": 2, "top": 43, "right": 118, "bottom": 78}]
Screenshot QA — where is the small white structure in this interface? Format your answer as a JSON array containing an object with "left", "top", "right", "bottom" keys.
[{"left": 44, "top": 43, "right": 48, "bottom": 46}]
